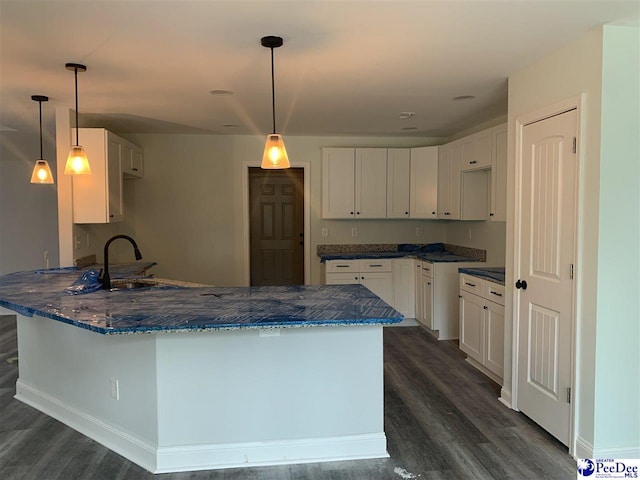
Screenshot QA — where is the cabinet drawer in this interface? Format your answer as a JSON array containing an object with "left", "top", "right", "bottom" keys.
[
  {"left": 361, "top": 259, "right": 392, "bottom": 272},
  {"left": 420, "top": 261, "right": 434, "bottom": 278},
  {"left": 325, "top": 272, "right": 361, "bottom": 284},
  {"left": 460, "top": 274, "right": 483, "bottom": 295},
  {"left": 326, "top": 260, "right": 359, "bottom": 273},
  {"left": 484, "top": 281, "right": 505, "bottom": 306}
]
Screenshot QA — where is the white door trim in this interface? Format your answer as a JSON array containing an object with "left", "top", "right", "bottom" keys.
[
  {"left": 242, "top": 162, "right": 311, "bottom": 286},
  {"left": 511, "top": 94, "right": 583, "bottom": 457}
]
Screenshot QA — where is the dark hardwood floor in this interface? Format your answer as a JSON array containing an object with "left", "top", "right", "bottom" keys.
[{"left": 0, "top": 315, "right": 576, "bottom": 479}]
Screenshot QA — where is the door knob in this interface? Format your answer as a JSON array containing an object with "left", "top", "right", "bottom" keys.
[{"left": 515, "top": 279, "right": 528, "bottom": 290}]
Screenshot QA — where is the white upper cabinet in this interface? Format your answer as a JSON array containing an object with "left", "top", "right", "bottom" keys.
[
  {"left": 72, "top": 129, "right": 124, "bottom": 224},
  {"left": 410, "top": 146, "right": 438, "bottom": 219},
  {"left": 322, "top": 148, "right": 356, "bottom": 219},
  {"left": 72, "top": 128, "right": 143, "bottom": 224},
  {"left": 121, "top": 141, "right": 144, "bottom": 178},
  {"left": 386, "top": 148, "right": 411, "bottom": 218},
  {"left": 355, "top": 148, "right": 387, "bottom": 218},
  {"left": 322, "top": 147, "right": 387, "bottom": 219},
  {"left": 461, "top": 128, "right": 492, "bottom": 171},
  {"left": 437, "top": 140, "right": 461, "bottom": 219},
  {"left": 490, "top": 123, "right": 507, "bottom": 222}
]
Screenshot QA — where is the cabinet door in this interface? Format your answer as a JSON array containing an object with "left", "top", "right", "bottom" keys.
[
  {"left": 355, "top": 148, "right": 387, "bottom": 218},
  {"left": 461, "top": 129, "right": 492, "bottom": 171},
  {"left": 414, "top": 260, "right": 423, "bottom": 322},
  {"left": 360, "top": 272, "right": 394, "bottom": 306},
  {"left": 484, "top": 300, "right": 505, "bottom": 378},
  {"left": 459, "top": 291, "right": 484, "bottom": 362},
  {"left": 122, "top": 141, "right": 144, "bottom": 178},
  {"left": 106, "top": 134, "right": 124, "bottom": 222},
  {"left": 437, "top": 144, "right": 452, "bottom": 218},
  {"left": 410, "top": 146, "right": 438, "bottom": 219},
  {"left": 322, "top": 148, "right": 355, "bottom": 219},
  {"left": 448, "top": 141, "right": 462, "bottom": 219},
  {"left": 490, "top": 123, "right": 507, "bottom": 221},
  {"left": 393, "top": 259, "right": 415, "bottom": 317},
  {"left": 387, "top": 148, "right": 410, "bottom": 218},
  {"left": 421, "top": 273, "right": 433, "bottom": 329}
]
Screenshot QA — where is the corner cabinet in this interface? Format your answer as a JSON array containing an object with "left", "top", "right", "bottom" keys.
[
  {"left": 459, "top": 274, "right": 505, "bottom": 384},
  {"left": 409, "top": 146, "right": 438, "bottom": 219},
  {"left": 490, "top": 123, "right": 507, "bottom": 221},
  {"left": 386, "top": 149, "right": 411, "bottom": 218},
  {"left": 321, "top": 148, "right": 387, "bottom": 219},
  {"left": 72, "top": 128, "right": 143, "bottom": 224}
]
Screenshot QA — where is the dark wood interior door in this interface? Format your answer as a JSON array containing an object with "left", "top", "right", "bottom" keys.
[{"left": 249, "top": 168, "right": 304, "bottom": 286}]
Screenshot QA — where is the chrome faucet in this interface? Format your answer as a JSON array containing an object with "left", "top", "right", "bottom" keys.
[{"left": 100, "top": 235, "right": 142, "bottom": 290}]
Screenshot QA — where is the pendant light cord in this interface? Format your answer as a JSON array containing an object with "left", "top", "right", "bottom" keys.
[
  {"left": 38, "top": 99, "right": 43, "bottom": 159},
  {"left": 270, "top": 47, "right": 276, "bottom": 134},
  {"left": 74, "top": 67, "right": 80, "bottom": 145}
]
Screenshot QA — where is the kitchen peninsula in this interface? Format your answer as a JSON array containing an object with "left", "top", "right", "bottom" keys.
[{"left": 0, "top": 266, "right": 402, "bottom": 474}]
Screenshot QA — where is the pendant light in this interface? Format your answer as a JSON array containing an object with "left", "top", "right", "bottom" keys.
[
  {"left": 261, "top": 36, "right": 290, "bottom": 169},
  {"left": 64, "top": 63, "right": 91, "bottom": 175},
  {"left": 30, "top": 95, "right": 54, "bottom": 184}
]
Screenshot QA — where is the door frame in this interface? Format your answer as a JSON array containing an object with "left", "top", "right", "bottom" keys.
[
  {"left": 242, "top": 161, "right": 311, "bottom": 286},
  {"left": 511, "top": 95, "right": 583, "bottom": 456}
]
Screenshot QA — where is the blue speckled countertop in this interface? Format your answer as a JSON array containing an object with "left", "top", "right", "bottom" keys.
[
  {"left": 319, "top": 243, "right": 484, "bottom": 263},
  {"left": 458, "top": 267, "right": 505, "bottom": 285},
  {"left": 0, "top": 267, "right": 402, "bottom": 335}
]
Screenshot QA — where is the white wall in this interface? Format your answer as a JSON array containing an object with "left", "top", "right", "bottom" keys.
[
  {"left": 594, "top": 25, "right": 639, "bottom": 455},
  {"left": 508, "top": 25, "right": 640, "bottom": 457},
  {"left": 0, "top": 118, "right": 59, "bottom": 275}
]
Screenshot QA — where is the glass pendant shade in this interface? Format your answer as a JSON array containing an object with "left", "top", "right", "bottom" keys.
[
  {"left": 261, "top": 134, "right": 290, "bottom": 169},
  {"left": 65, "top": 145, "right": 91, "bottom": 175},
  {"left": 30, "top": 160, "right": 54, "bottom": 184}
]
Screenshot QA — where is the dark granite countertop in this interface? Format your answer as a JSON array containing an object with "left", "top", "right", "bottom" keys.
[
  {"left": 458, "top": 267, "right": 505, "bottom": 285},
  {"left": 0, "top": 267, "right": 402, "bottom": 335},
  {"left": 318, "top": 243, "right": 485, "bottom": 264}
]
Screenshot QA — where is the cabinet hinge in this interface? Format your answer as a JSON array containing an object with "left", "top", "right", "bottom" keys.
[
  {"left": 572, "top": 137, "right": 577, "bottom": 154},
  {"left": 567, "top": 387, "right": 572, "bottom": 403},
  {"left": 569, "top": 264, "right": 574, "bottom": 280}
]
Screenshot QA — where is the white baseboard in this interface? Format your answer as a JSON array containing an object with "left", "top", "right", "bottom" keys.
[
  {"left": 575, "top": 436, "right": 594, "bottom": 458},
  {"left": 155, "top": 433, "right": 389, "bottom": 474},
  {"left": 16, "top": 381, "right": 388, "bottom": 474},
  {"left": 15, "top": 381, "right": 158, "bottom": 472},
  {"left": 498, "top": 388, "right": 513, "bottom": 409},
  {"left": 575, "top": 436, "right": 640, "bottom": 459}
]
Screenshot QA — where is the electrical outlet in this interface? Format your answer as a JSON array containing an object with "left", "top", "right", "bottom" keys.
[
  {"left": 110, "top": 378, "right": 119, "bottom": 400},
  {"left": 468, "top": 229, "right": 472, "bottom": 239},
  {"left": 416, "top": 227, "right": 423, "bottom": 236},
  {"left": 74, "top": 235, "right": 81, "bottom": 250},
  {"left": 86, "top": 234, "right": 91, "bottom": 247},
  {"left": 351, "top": 227, "right": 358, "bottom": 237},
  {"left": 321, "top": 228, "right": 329, "bottom": 238}
]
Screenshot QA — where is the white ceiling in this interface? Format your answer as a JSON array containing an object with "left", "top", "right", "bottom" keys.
[{"left": 1, "top": 0, "right": 638, "bottom": 138}]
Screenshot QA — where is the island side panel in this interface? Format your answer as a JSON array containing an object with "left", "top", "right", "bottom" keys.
[
  {"left": 14, "top": 314, "right": 159, "bottom": 471},
  {"left": 154, "top": 325, "right": 387, "bottom": 473}
]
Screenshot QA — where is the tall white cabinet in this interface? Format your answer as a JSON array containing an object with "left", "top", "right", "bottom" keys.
[{"left": 386, "top": 148, "right": 411, "bottom": 218}]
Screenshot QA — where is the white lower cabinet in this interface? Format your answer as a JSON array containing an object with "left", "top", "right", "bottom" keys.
[
  {"left": 392, "top": 258, "right": 415, "bottom": 318},
  {"left": 325, "top": 259, "right": 394, "bottom": 307},
  {"left": 459, "top": 274, "right": 505, "bottom": 384},
  {"left": 415, "top": 261, "right": 486, "bottom": 340}
]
